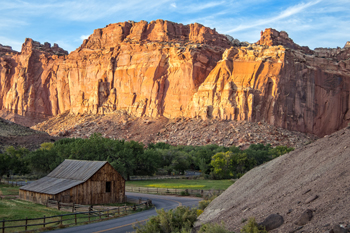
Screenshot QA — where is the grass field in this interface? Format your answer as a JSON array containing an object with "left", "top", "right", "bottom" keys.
[
  {"left": 126, "top": 179, "right": 234, "bottom": 190},
  {"left": 0, "top": 183, "right": 148, "bottom": 232},
  {"left": 0, "top": 184, "right": 19, "bottom": 196}
]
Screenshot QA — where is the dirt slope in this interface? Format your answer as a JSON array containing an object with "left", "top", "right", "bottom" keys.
[
  {"left": 195, "top": 126, "right": 350, "bottom": 232},
  {"left": 32, "top": 111, "right": 316, "bottom": 148},
  {"left": 0, "top": 117, "right": 59, "bottom": 151}
]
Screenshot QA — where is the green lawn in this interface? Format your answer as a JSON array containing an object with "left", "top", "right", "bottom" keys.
[
  {"left": 126, "top": 179, "right": 234, "bottom": 190},
  {"left": 0, "top": 184, "right": 147, "bottom": 232},
  {"left": 0, "top": 184, "right": 72, "bottom": 232},
  {"left": 0, "top": 183, "right": 19, "bottom": 196}
]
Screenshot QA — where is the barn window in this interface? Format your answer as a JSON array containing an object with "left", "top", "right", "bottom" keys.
[{"left": 106, "top": 182, "right": 111, "bottom": 193}]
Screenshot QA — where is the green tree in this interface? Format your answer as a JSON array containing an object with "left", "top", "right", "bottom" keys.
[
  {"left": 210, "top": 151, "right": 233, "bottom": 179},
  {"left": 171, "top": 154, "right": 190, "bottom": 174},
  {"left": 269, "top": 146, "right": 294, "bottom": 159},
  {"left": 0, "top": 147, "right": 30, "bottom": 182}
]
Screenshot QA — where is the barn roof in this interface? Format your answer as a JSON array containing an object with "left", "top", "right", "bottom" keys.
[{"left": 20, "top": 160, "right": 108, "bottom": 195}]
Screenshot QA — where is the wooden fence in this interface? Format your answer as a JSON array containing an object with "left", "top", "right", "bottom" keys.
[
  {"left": 126, "top": 186, "right": 223, "bottom": 196},
  {"left": 129, "top": 175, "right": 190, "bottom": 180},
  {"left": 0, "top": 199, "right": 152, "bottom": 233}
]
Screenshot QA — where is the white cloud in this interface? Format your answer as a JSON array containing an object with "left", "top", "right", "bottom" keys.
[
  {"left": 171, "top": 3, "right": 177, "bottom": 8},
  {"left": 226, "top": 0, "right": 322, "bottom": 33},
  {"left": 80, "top": 35, "right": 89, "bottom": 41}
]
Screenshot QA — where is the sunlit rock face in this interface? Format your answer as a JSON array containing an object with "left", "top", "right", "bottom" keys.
[
  {"left": 0, "top": 22, "right": 349, "bottom": 137},
  {"left": 189, "top": 28, "right": 350, "bottom": 136}
]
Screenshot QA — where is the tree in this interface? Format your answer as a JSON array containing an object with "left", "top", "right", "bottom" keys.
[
  {"left": 0, "top": 147, "right": 30, "bottom": 182},
  {"left": 269, "top": 146, "right": 294, "bottom": 159},
  {"left": 26, "top": 148, "right": 62, "bottom": 175},
  {"left": 210, "top": 151, "right": 233, "bottom": 179},
  {"left": 171, "top": 154, "right": 190, "bottom": 174}
]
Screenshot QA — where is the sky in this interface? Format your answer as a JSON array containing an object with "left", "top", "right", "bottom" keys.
[{"left": 0, "top": 0, "right": 349, "bottom": 52}]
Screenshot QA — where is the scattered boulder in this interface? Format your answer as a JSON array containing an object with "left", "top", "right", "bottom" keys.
[
  {"left": 258, "top": 213, "right": 284, "bottom": 231},
  {"left": 329, "top": 225, "right": 348, "bottom": 233},
  {"left": 295, "top": 209, "right": 313, "bottom": 226},
  {"left": 305, "top": 194, "right": 319, "bottom": 204}
]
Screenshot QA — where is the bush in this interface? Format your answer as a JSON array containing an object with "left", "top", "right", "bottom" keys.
[
  {"left": 180, "top": 191, "right": 190, "bottom": 196},
  {"left": 240, "top": 218, "right": 267, "bottom": 233},
  {"left": 134, "top": 206, "right": 197, "bottom": 233},
  {"left": 197, "top": 209, "right": 204, "bottom": 216},
  {"left": 199, "top": 222, "right": 234, "bottom": 233},
  {"left": 198, "top": 194, "right": 217, "bottom": 210}
]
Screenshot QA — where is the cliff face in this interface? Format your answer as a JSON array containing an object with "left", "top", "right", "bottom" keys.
[
  {"left": 188, "top": 29, "right": 350, "bottom": 136},
  {"left": 0, "top": 22, "right": 349, "bottom": 136}
]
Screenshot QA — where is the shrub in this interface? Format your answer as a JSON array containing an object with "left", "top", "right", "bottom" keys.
[
  {"left": 134, "top": 206, "right": 197, "bottom": 233},
  {"left": 198, "top": 199, "right": 211, "bottom": 210},
  {"left": 240, "top": 218, "right": 267, "bottom": 233},
  {"left": 180, "top": 191, "right": 190, "bottom": 196},
  {"left": 197, "top": 209, "right": 204, "bottom": 216},
  {"left": 198, "top": 194, "right": 218, "bottom": 210},
  {"left": 199, "top": 222, "right": 234, "bottom": 233}
]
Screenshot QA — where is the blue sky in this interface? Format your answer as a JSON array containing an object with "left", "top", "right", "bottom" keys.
[{"left": 0, "top": 0, "right": 349, "bottom": 52}]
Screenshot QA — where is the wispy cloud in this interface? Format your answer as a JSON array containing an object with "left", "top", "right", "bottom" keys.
[
  {"left": 226, "top": 0, "right": 322, "bottom": 33},
  {"left": 0, "top": 0, "right": 349, "bottom": 52},
  {"left": 173, "top": 1, "right": 226, "bottom": 14},
  {"left": 0, "top": 0, "right": 173, "bottom": 22}
]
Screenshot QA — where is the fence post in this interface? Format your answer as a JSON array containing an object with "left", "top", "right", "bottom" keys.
[
  {"left": 125, "top": 206, "right": 127, "bottom": 215},
  {"left": 43, "top": 215, "right": 46, "bottom": 228},
  {"left": 25, "top": 217, "right": 28, "bottom": 231},
  {"left": 99, "top": 211, "right": 101, "bottom": 220},
  {"left": 57, "top": 201, "right": 60, "bottom": 210},
  {"left": 2, "top": 218, "right": 5, "bottom": 233},
  {"left": 118, "top": 207, "right": 120, "bottom": 216},
  {"left": 157, "top": 188, "right": 158, "bottom": 194},
  {"left": 72, "top": 203, "right": 75, "bottom": 213},
  {"left": 89, "top": 206, "right": 91, "bottom": 222},
  {"left": 138, "top": 187, "right": 140, "bottom": 193},
  {"left": 75, "top": 213, "right": 77, "bottom": 225}
]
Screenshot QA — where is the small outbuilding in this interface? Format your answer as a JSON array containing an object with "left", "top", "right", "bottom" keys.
[{"left": 19, "top": 159, "right": 125, "bottom": 205}]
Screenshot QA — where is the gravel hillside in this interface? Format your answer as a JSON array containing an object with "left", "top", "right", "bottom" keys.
[
  {"left": 195, "top": 126, "right": 350, "bottom": 232},
  {"left": 0, "top": 117, "right": 59, "bottom": 151}
]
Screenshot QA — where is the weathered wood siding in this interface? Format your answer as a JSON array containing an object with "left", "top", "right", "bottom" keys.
[
  {"left": 55, "top": 163, "right": 125, "bottom": 205},
  {"left": 20, "top": 163, "right": 125, "bottom": 205},
  {"left": 19, "top": 190, "right": 54, "bottom": 205}
]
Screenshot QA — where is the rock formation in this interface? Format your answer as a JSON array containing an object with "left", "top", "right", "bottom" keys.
[
  {"left": 344, "top": 41, "right": 350, "bottom": 48},
  {"left": 186, "top": 28, "right": 350, "bottom": 136},
  {"left": 0, "top": 22, "right": 349, "bottom": 137}
]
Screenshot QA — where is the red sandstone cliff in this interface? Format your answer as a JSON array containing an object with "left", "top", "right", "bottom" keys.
[{"left": 0, "top": 21, "right": 349, "bottom": 137}]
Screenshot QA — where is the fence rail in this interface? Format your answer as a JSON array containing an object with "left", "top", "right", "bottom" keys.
[
  {"left": 126, "top": 186, "right": 223, "bottom": 196},
  {"left": 0, "top": 198, "right": 152, "bottom": 233}
]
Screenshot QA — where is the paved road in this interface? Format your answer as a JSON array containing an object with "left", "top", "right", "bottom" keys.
[{"left": 50, "top": 192, "right": 201, "bottom": 233}]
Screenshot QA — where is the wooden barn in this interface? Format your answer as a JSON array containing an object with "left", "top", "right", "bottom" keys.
[{"left": 19, "top": 160, "right": 125, "bottom": 205}]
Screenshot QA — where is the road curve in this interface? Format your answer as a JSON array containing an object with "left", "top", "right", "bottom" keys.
[{"left": 50, "top": 192, "right": 201, "bottom": 233}]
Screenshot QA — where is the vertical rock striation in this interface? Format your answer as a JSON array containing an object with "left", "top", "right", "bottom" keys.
[{"left": 0, "top": 22, "right": 349, "bottom": 137}]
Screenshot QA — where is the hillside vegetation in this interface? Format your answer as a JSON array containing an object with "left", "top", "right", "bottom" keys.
[{"left": 0, "top": 133, "right": 293, "bottom": 181}]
